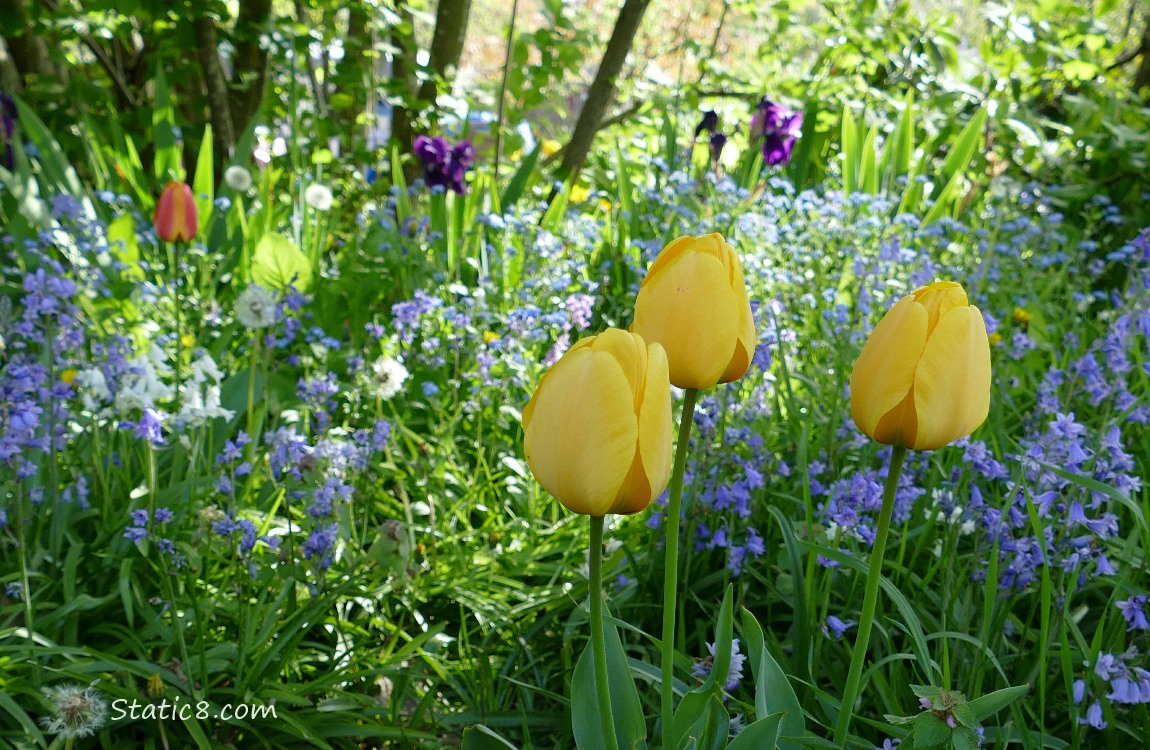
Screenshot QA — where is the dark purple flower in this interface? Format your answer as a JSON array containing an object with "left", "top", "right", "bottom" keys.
[
  {"left": 0, "top": 91, "right": 16, "bottom": 170},
  {"left": 413, "top": 134, "right": 474, "bottom": 194},
  {"left": 709, "top": 132, "right": 728, "bottom": 163},
  {"left": 750, "top": 97, "right": 803, "bottom": 167},
  {"left": 695, "top": 110, "right": 719, "bottom": 138}
]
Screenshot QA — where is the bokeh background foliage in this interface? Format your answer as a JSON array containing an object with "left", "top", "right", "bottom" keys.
[{"left": 1, "top": 0, "right": 1149, "bottom": 748}]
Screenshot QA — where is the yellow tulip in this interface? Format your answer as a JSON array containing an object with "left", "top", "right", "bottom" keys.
[
  {"left": 631, "top": 233, "right": 757, "bottom": 390},
  {"left": 850, "top": 281, "right": 991, "bottom": 451},
  {"left": 523, "top": 328, "right": 672, "bottom": 516}
]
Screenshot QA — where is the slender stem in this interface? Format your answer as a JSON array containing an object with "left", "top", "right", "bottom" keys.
[
  {"left": 589, "top": 515, "right": 619, "bottom": 750},
  {"left": 833, "top": 444, "right": 908, "bottom": 746},
  {"left": 660, "top": 387, "right": 699, "bottom": 745},
  {"left": 492, "top": 0, "right": 520, "bottom": 182}
]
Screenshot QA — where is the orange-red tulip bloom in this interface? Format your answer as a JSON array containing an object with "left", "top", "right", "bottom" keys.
[{"left": 154, "top": 181, "right": 198, "bottom": 243}]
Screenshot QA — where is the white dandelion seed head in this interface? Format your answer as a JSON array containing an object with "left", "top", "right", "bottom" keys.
[
  {"left": 224, "top": 165, "right": 253, "bottom": 192},
  {"left": 40, "top": 684, "right": 109, "bottom": 739},
  {"left": 236, "top": 284, "right": 277, "bottom": 329},
  {"left": 368, "top": 357, "right": 408, "bottom": 401},
  {"left": 304, "top": 183, "right": 334, "bottom": 211}
]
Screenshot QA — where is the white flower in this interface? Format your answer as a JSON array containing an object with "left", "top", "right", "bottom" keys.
[
  {"left": 236, "top": 284, "right": 277, "bottom": 329},
  {"left": 74, "top": 368, "right": 111, "bottom": 411},
  {"left": 189, "top": 353, "right": 224, "bottom": 384},
  {"left": 304, "top": 183, "right": 334, "bottom": 211},
  {"left": 40, "top": 684, "right": 108, "bottom": 739},
  {"left": 179, "top": 384, "right": 235, "bottom": 427},
  {"left": 224, "top": 165, "right": 253, "bottom": 192},
  {"left": 366, "top": 357, "right": 408, "bottom": 400},
  {"left": 115, "top": 350, "right": 174, "bottom": 414}
]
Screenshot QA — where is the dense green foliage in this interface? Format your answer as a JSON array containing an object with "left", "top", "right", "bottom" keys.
[{"left": 1, "top": 1, "right": 1149, "bottom": 748}]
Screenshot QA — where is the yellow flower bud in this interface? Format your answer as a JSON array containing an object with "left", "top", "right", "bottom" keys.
[
  {"left": 570, "top": 184, "right": 590, "bottom": 203},
  {"left": 850, "top": 281, "right": 991, "bottom": 451},
  {"left": 523, "top": 328, "right": 672, "bottom": 516},
  {"left": 541, "top": 139, "right": 562, "bottom": 158},
  {"left": 631, "top": 233, "right": 757, "bottom": 390},
  {"left": 1012, "top": 306, "right": 1032, "bottom": 325},
  {"left": 60, "top": 368, "right": 78, "bottom": 386}
]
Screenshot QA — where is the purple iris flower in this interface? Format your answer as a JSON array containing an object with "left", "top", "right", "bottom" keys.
[
  {"left": 413, "top": 135, "right": 474, "bottom": 194},
  {"left": 750, "top": 97, "right": 803, "bottom": 167},
  {"left": 1, "top": 91, "right": 16, "bottom": 170},
  {"left": 695, "top": 110, "right": 719, "bottom": 138},
  {"left": 709, "top": 132, "right": 728, "bottom": 163}
]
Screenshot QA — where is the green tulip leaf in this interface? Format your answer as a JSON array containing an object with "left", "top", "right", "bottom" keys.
[
  {"left": 725, "top": 712, "right": 785, "bottom": 750},
  {"left": 675, "top": 693, "right": 727, "bottom": 750},
  {"left": 740, "top": 610, "right": 805, "bottom": 750},
  {"left": 695, "top": 585, "right": 734, "bottom": 695},
  {"left": 251, "top": 232, "right": 313, "bottom": 292},
  {"left": 571, "top": 615, "right": 647, "bottom": 750}
]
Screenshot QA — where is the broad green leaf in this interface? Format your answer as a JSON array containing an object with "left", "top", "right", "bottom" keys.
[
  {"left": 152, "top": 67, "right": 181, "bottom": 182},
  {"left": 501, "top": 144, "right": 541, "bottom": 208},
  {"left": 841, "top": 114, "right": 859, "bottom": 195},
  {"left": 967, "top": 685, "right": 1029, "bottom": 721},
  {"left": 726, "top": 712, "right": 785, "bottom": 750},
  {"left": 740, "top": 610, "right": 805, "bottom": 750},
  {"left": 194, "top": 125, "right": 215, "bottom": 228},
  {"left": 912, "top": 712, "right": 950, "bottom": 748},
  {"left": 695, "top": 585, "right": 733, "bottom": 695},
  {"left": 922, "top": 106, "right": 988, "bottom": 225},
  {"left": 859, "top": 123, "right": 879, "bottom": 194},
  {"left": 251, "top": 232, "right": 313, "bottom": 292},
  {"left": 571, "top": 615, "right": 647, "bottom": 750},
  {"left": 107, "top": 213, "right": 143, "bottom": 279}
]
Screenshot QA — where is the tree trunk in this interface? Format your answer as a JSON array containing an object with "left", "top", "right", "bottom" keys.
[
  {"left": 389, "top": 0, "right": 419, "bottom": 174},
  {"left": 1135, "top": 12, "right": 1150, "bottom": 95},
  {"left": 229, "top": 0, "right": 273, "bottom": 138},
  {"left": 193, "top": 15, "right": 236, "bottom": 170},
  {"left": 417, "top": 0, "right": 473, "bottom": 112},
  {"left": 0, "top": 0, "right": 55, "bottom": 86},
  {"left": 333, "top": 1, "right": 372, "bottom": 128},
  {"left": 554, "top": 0, "right": 650, "bottom": 186}
]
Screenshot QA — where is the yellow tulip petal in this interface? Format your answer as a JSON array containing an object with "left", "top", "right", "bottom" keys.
[
  {"left": 643, "top": 234, "right": 720, "bottom": 281},
  {"left": 633, "top": 250, "right": 739, "bottom": 389},
  {"left": 850, "top": 295, "right": 928, "bottom": 439},
  {"left": 913, "top": 281, "right": 967, "bottom": 335},
  {"left": 523, "top": 346, "right": 638, "bottom": 515},
  {"left": 613, "top": 343, "right": 672, "bottom": 514},
  {"left": 719, "top": 258, "right": 757, "bottom": 383},
  {"left": 522, "top": 335, "right": 597, "bottom": 429},
  {"left": 911, "top": 305, "right": 992, "bottom": 450},
  {"left": 591, "top": 328, "right": 646, "bottom": 406}
]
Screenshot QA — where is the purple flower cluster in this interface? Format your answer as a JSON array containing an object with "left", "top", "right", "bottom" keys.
[
  {"left": 124, "top": 507, "right": 184, "bottom": 567},
  {"left": 1076, "top": 649, "right": 1150, "bottom": 730},
  {"left": 750, "top": 97, "right": 802, "bottom": 167},
  {"left": 413, "top": 135, "right": 474, "bottom": 194}
]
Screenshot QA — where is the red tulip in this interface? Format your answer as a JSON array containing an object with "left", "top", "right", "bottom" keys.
[{"left": 153, "top": 181, "right": 198, "bottom": 243}]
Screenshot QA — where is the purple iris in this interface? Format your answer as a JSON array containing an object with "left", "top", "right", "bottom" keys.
[
  {"left": 413, "top": 135, "right": 474, "bottom": 195},
  {"left": 750, "top": 97, "right": 802, "bottom": 167},
  {"left": 695, "top": 110, "right": 719, "bottom": 138},
  {"left": 709, "top": 132, "right": 728, "bottom": 163},
  {"left": 1, "top": 91, "right": 16, "bottom": 170}
]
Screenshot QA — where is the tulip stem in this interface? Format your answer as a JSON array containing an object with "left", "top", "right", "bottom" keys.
[
  {"left": 661, "top": 387, "right": 699, "bottom": 746},
  {"left": 589, "top": 514, "right": 620, "bottom": 750},
  {"left": 833, "top": 444, "right": 908, "bottom": 747}
]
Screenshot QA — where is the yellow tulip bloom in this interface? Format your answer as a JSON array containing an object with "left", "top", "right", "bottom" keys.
[
  {"left": 850, "top": 281, "right": 991, "bottom": 451},
  {"left": 523, "top": 328, "right": 672, "bottom": 516},
  {"left": 631, "top": 233, "right": 757, "bottom": 390}
]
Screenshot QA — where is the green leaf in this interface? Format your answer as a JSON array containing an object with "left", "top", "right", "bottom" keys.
[
  {"left": 251, "top": 232, "right": 313, "bottom": 292},
  {"left": 740, "top": 610, "right": 804, "bottom": 750},
  {"left": 859, "top": 123, "right": 879, "bottom": 194},
  {"left": 922, "top": 106, "right": 987, "bottom": 225},
  {"left": 951, "top": 726, "right": 979, "bottom": 750},
  {"left": 841, "top": 114, "right": 859, "bottom": 195},
  {"left": 696, "top": 585, "right": 733, "bottom": 695},
  {"left": 966, "top": 684, "right": 1029, "bottom": 721},
  {"left": 193, "top": 125, "right": 215, "bottom": 228},
  {"left": 571, "top": 616, "right": 647, "bottom": 750},
  {"left": 501, "top": 145, "right": 541, "bottom": 208},
  {"left": 912, "top": 713, "right": 950, "bottom": 748},
  {"left": 107, "top": 213, "right": 144, "bottom": 279},
  {"left": 726, "top": 712, "right": 785, "bottom": 750},
  {"left": 152, "top": 67, "right": 181, "bottom": 182},
  {"left": 675, "top": 694, "right": 726, "bottom": 750},
  {"left": 462, "top": 724, "right": 520, "bottom": 749}
]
